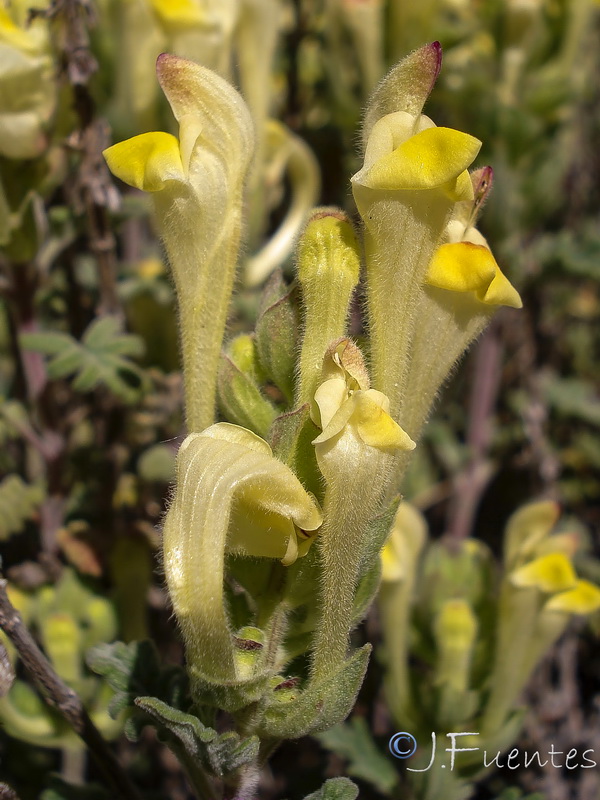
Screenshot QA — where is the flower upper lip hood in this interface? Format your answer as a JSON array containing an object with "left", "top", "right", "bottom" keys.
[
  {"left": 103, "top": 53, "right": 255, "bottom": 433},
  {"left": 103, "top": 52, "right": 254, "bottom": 198},
  {"left": 163, "top": 422, "right": 323, "bottom": 683}
]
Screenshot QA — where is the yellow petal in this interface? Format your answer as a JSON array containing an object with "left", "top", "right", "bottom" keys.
[
  {"left": 312, "top": 376, "right": 349, "bottom": 431},
  {"left": 103, "top": 132, "right": 184, "bottom": 192},
  {"left": 426, "top": 242, "right": 497, "bottom": 293},
  {"left": 444, "top": 169, "right": 476, "bottom": 202},
  {"left": 479, "top": 266, "right": 523, "bottom": 309},
  {"left": 312, "top": 394, "right": 356, "bottom": 445},
  {"left": 354, "top": 391, "right": 416, "bottom": 450},
  {"left": 363, "top": 127, "right": 482, "bottom": 191},
  {"left": 544, "top": 580, "right": 600, "bottom": 615},
  {"left": 149, "top": 0, "right": 205, "bottom": 26},
  {"left": 381, "top": 541, "right": 404, "bottom": 582},
  {"left": 510, "top": 553, "right": 577, "bottom": 593}
]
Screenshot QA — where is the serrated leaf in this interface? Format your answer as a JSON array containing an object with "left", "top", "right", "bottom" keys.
[
  {"left": 134, "top": 696, "right": 259, "bottom": 777},
  {"left": 0, "top": 475, "right": 45, "bottom": 542},
  {"left": 316, "top": 719, "right": 398, "bottom": 795},
  {"left": 21, "top": 318, "right": 146, "bottom": 404},
  {"left": 302, "top": 777, "right": 359, "bottom": 800}
]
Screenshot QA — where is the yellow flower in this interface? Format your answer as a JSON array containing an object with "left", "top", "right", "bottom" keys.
[
  {"left": 0, "top": 5, "right": 55, "bottom": 159},
  {"left": 545, "top": 580, "right": 600, "bottom": 615},
  {"left": 426, "top": 168, "right": 522, "bottom": 309},
  {"left": 163, "top": 422, "right": 322, "bottom": 683},
  {"left": 311, "top": 339, "right": 415, "bottom": 469},
  {"left": 509, "top": 552, "right": 577, "bottom": 593},
  {"left": 104, "top": 54, "right": 254, "bottom": 432},
  {"left": 352, "top": 44, "right": 482, "bottom": 421}
]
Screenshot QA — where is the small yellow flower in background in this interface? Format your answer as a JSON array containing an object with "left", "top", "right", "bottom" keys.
[
  {"left": 545, "top": 580, "right": 600, "bottom": 615},
  {"left": 509, "top": 552, "right": 577, "bottom": 593},
  {"left": 0, "top": 4, "right": 55, "bottom": 159}
]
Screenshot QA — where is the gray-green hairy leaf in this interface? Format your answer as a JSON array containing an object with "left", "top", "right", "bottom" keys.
[{"left": 21, "top": 317, "right": 146, "bottom": 404}]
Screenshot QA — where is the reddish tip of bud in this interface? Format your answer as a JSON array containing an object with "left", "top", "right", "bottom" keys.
[
  {"left": 425, "top": 41, "right": 443, "bottom": 93},
  {"left": 431, "top": 41, "right": 443, "bottom": 77}
]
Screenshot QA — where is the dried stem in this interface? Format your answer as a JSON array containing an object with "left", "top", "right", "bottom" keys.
[
  {"left": 0, "top": 577, "right": 143, "bottom": 800},
  {"left": 0, "top": 784, "right": 21, "bottom": 800},
  {"left": 445, "top": 317, "right": 504, "bottom": 546},
  {"left": 41, "top": 0, "right": 121, "bottom": 316}
]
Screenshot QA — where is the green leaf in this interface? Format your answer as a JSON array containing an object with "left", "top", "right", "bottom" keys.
[
  {"left": 301, "top": 777, "right": 359, "bottom": 800},
  {"left": 258, "top": 645, "right": 371, "bottom": 739},
  {"left": 542, "top": 376, "right": 600, "bottom": 426},
  {"left": 351, "top": 562, "right": 381, "bottom": 627},
  {"left": 269, "top": 405, "right": 322, "bottom": 498},
  {"left": 316, "top": 718, "right": 398, "bottom": 795},
  {"left": 0, "top": 475, "right": 45, "bottom": 542},
  {"left": 21, "top": 317, "right": 146, "bottom": 404},
  {"left": 86, "top": 640, "right": 188, "bottom": 734},
  {"left": 134, "top": 696, "right": 259, "bottom": 777}
]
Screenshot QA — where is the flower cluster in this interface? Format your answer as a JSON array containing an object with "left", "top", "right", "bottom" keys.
[{"left": 105, "top": 44, "right": 523, "bottom": 738}]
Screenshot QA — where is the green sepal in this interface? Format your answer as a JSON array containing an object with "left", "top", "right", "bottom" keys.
[
  {"left": 301, "top": 777, "right": 360, "bottom": 800},
  {"left": 269, "top": 405, "right": 322, "bottom": 498},
  {"left": 190, "top": 670, "right": 272, "bottom": 714},
  {"left": 358, "top": 497, "right": 401, "bottom": 579},
  {"left": 255, "top": 274, "right": 301, "bottom": 405},
  {"left": 418, "top": 538, "right": 495, "bottom": 620},
  {"left": 351, "top": 561, "right": 382, "bottom": 627},
  {"left": 217, "top": 353, "right": 277, "bottom": 437},
  {"left": 431, "top": 684, "right": 480, "bottom": 731},
  {"left": 257, "top": 644, "right": 371, "bottom": 739},
  {"left": 134, "top": 696, "right": 259, "bottom": 777}
]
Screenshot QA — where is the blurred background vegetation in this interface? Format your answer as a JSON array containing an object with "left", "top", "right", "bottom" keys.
[{"left": 0, "top": 0, "right": 599, "bottom": 798}]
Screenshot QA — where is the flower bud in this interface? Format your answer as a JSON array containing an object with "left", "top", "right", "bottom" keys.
[{"left": 297, "top": 209, "right": 361, "bottom": 405}]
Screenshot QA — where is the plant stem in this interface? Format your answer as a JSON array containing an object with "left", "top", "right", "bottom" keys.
[{"left": 170, "top": 741, "right": 219, "bottom": 800}]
